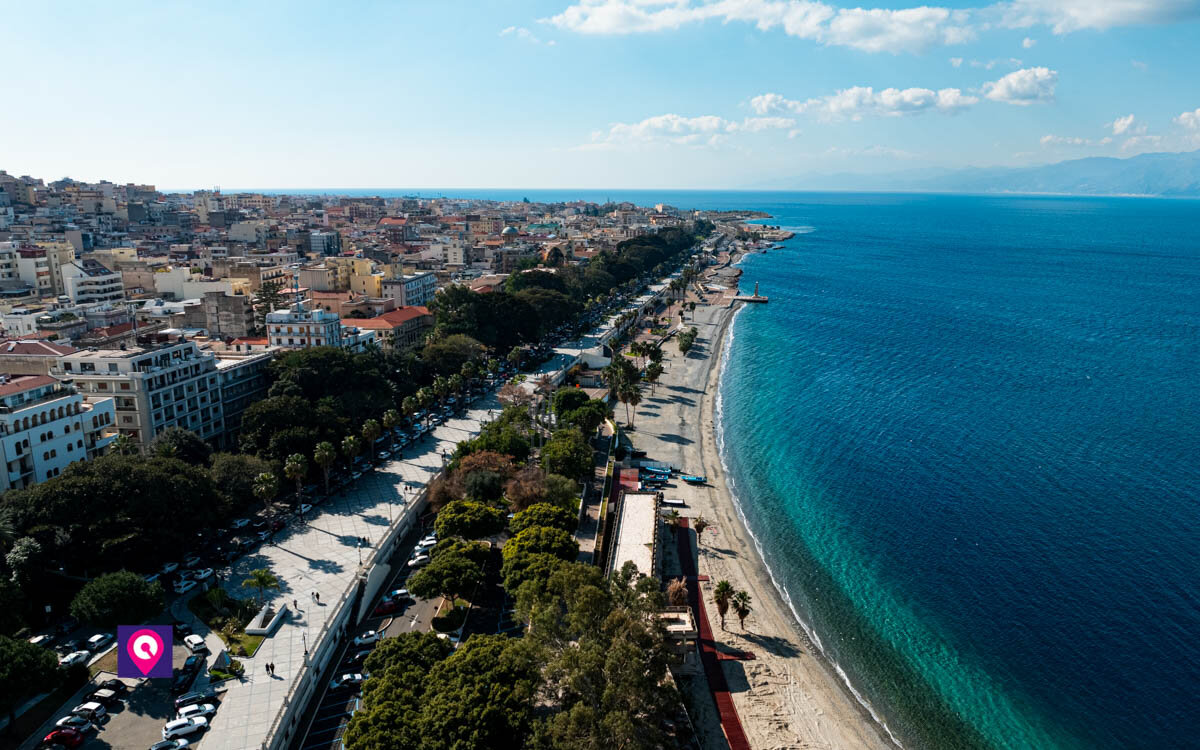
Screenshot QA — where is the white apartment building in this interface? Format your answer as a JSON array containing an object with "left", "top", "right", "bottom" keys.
[
  {"left": 14, "top": 242, "right": 75, "bottom": 298},
  {"left": 53, "top": 339, "right": 223, "bottom": 449},
  {"left": 381, "top": 271, "right": 437, "bottom": 307},
  {"left": 60, "top": 259, "right": 124, "bottom": 305},
  {"left": 0, "top": 374, "right": 116, "bottom": 490},
  {"left": 266, "top": 303, "right": 344, "bottom": 349}
]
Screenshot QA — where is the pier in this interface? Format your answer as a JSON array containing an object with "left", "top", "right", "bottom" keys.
[{"left": 733, "top": 281, "right": 769, "bottom": 303}]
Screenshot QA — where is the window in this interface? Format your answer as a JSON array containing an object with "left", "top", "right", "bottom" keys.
[
  {"left": 108, "top": 363, "right": 118, "bottom": 372},
  {"left": 120, "top": 383, "right": 130, "bottom": 390},
  {"left": 97, "top": 382, "right": 108, "bottom": 390}
]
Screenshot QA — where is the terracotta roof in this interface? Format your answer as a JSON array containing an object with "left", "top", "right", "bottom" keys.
[
  {"left": 0, "top": 374, "right": 58, "bottom": 397},
  {"left": 353, "top": 306, "right": 432, "bottom": 329},
  {"left": 0, "top": 339, "right": 77, "bottom": 356},
  {"left": 377, "top": 217, "right": 408, "bottom": 227},
  {"left": 231, "top": 337, "right": 269, "bottom": 345},
  {"left": 89, "top": 322, "right": 135, "bottom": 338}
]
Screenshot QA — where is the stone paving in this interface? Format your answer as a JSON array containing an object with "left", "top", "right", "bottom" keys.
[{"left": 189, "top": 390, "right": 501, "bottom": 750}]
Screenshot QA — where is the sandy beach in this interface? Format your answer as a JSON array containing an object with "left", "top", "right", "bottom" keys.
[{"left": 632, "top": 267, "right": 897, "bottom": 750}]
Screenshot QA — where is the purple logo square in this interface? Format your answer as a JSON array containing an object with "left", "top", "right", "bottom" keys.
[{"left": 117, "top": 625, "right": 173, "bottom": 678}]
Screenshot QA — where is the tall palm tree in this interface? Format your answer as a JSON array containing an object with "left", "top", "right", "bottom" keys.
[
  {"left": 111, "top": 433, "right": 136, "bottom": 456},
  {"left": 486, "top": 357, "right": 501, "bottom": 376},
  {"left": 448, "top": 374, "right": 464, "bottom": 398},
  {"left": 313, "top": 442, "right": 336, "bottom": 496},
  {"left": 507, "top": 346, "right": 522, "bottom": 369},
  {"left": 253, "top": 472, "right": 278, "bottom": 514},
  {"left": 714, "top": 580, "right": 734, "bottom": 630},
  {"left": 666, "top": 578, "right": 688, "bottom": 607},
  {"left": 382, "top": 409, "right": 399, "bottom": 437},
  {"left": 694, "top": 515, "right": 710, "bottom": 547},
  {"left": 362, "top": 419, "right": 382, "bottom": 457},
  {"left": 342, "top": 435, "right": 361, "bottom": 470},
  {"left": 665, "top": 508, "right": 682, "bottom": 537},
  {"left": 241, "top": 568, "right": 280, "bottom": 606},
  {"left": 732, "top": 590, "right": 753, "bottom": 631},
  {"left": 621, "top": 383, "right": 642, "bottom": 427},
  {"left": 417, "top": 388, "right": 435, "bottom": 422},
  {"left": 284, "top": 453, "right": 307, "bottom": 506},
  {"left": 432, "top": 376, "right": 449, "bottom": 406},
  {"left": 460, "top": 360, "right": 477, "bottom": 385}
]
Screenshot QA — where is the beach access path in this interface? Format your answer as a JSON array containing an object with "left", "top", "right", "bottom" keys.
[{"left": 630, "top": 299, "right": 897, "bottom": 750}]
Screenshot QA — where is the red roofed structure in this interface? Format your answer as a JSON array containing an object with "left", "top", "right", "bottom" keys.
[{"left": 351, "top": 306, "right": 433, "bottom": 352}]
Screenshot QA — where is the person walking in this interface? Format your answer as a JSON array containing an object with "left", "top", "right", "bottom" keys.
[{"left": 266, "top": 663, "right": 271, "bottom": 677}]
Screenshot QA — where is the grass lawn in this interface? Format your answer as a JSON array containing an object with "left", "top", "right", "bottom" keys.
[
  {"left": 187, "top": 592, "right": 265, "bottom": 657},
  {"left": 89, "top": 648, "right": 118, "bottom": 678},
  {"left": 432, "top": 597, "right": 470, "bottom": 633}
]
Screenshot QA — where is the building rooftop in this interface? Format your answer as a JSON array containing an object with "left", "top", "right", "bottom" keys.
[
  {"left": 352, "top": 306, "right": 431, "bottom": 329},
  {"left": 0, "top": 339, "right": 77, "bottom": 356},
  {"left": 610, "top": 491, "right": 660, "bottom": 578},
  {"left": 0, "top": 373, "right": 57, "bottom": 397}
]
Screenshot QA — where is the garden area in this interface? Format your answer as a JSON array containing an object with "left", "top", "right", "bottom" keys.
[{"left": 188, "top": 588, "right": 264, "bottom": 657}]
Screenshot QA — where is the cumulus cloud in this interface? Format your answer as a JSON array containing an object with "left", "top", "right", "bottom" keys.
[
  {"left": 1022, "top": 36, "right": 1036, "bottom": 47},
  {"left": 1121, "top": 134, "right": 1164, "bottom": 151},
  {"left": 1175, "top": 108, "right": 1200, "bottom": 129},
  {"left": 752, "top": 86, "right": 978, "bottom": 120},
  {"left": 981, "top": 67, "right": 1057, "bottom": 105},
  {"left": 995, "top": 0, "right": 1200, "bottom": 33},
  {"left": 1040, "top": 134, "right": 1111, "bottom": 147},
  {"left": 950, "top": 56, "right": 963, "bottom": 67},
  {"left": 500, "top": 26, "right": 555, "bottom": 44},
  {"left": 580, "top": 112, "right": 795, "bottom": 149},
  {"left": 969, "top": 57, "right": 1023, "bottom": 70},
  {"left": 542, "top": 0, "right": 974, "bottom": 54},
  {"left": 1108, "top": 114, "right": 1144, "bottom": 135}
]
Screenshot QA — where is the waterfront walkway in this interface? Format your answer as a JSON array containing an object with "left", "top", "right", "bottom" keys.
[{"left": 677, "top": 518, "right": 752, "bottom": 750}]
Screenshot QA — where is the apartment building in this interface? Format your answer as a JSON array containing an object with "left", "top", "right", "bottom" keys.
[
  {"left": 212, "top": 347, "right": 275, "bottom": 448},
  {"left": 0, "top": 374, "right": 116, "bottom": 490},
  {"left": 60, "top": 259, "right": 125, "bottom": 305},
  {"left": 381, "top": 271, "right": 437, "bottom": 307},
  {"left": 266, "top": 303, "right": 344, "bottom": 349},
  {"left": 352, "top": 306, "right": 433, "bottom": 352},
  {"left": 15, "top": 242, "right": 75, "bottom": 297},
  {"left": 53, "top": 339, "right": 223, "bottom": 449}
]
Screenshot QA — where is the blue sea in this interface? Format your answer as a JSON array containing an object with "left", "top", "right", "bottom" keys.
[{"left": 261, "top": 187, "right": 1199, "bottom": 748}]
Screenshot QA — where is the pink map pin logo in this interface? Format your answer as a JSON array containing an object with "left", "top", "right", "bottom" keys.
[{"left": 118, "top": 625, "right": 173, "bottom": 678}]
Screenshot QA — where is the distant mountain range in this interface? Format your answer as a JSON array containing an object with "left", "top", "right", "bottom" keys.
[{"left": 759, "top": 149, "right": 1200, "bottom": 197}]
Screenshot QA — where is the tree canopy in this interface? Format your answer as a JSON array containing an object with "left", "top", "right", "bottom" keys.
[
  {"left": 434, "top": 500, "right": 507, "bottom": 540},
  {"left": 541, "top": 428, "right": 592, "bottom": 479},
  {"left": 70, "top": 571, "right": 164, "bottom": 627},
  {"left": 149, "top": 427, "right": 212, "bottom": 466},
  {"left": 510, "top": 503, "right": 576, "bottom": 536}
]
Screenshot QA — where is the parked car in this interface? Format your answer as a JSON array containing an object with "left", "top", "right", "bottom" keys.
[
  {"left": 376, "top": 450, "right": 390, "bottom": 461},
  {"left": 57, "top": 638, "right": 84, "bottom": 654},
  {"left": 96, "top": 679, "right": 129, "bottom": 695},
  {"left": 230, "top": 518, "right": 250, "bottom": 529},
  {"left": 170, "top": 621, "right": 193, "bottom": 640},
  {"left": 173, "top": 690, "right": 215, "bottom": 710},
  {"left": 174, "top": 580, "right": 198, "bottom": 595},
  {"left": 373, "top": 600, "right": 401, "bottom": 616},
  {"left": 86, "top": 688, "right": 122, "bottom": 707},
  {"left": 353, "top": 630, "right": 382, "bottom": 646},
  {"left": 42, "top": 728, "right": 86, "bottom": 748},
  {"left": 149, "top": 740, "right": 192, "bottom": 750},
  {"left": 59, "top": 650, "right": 90, "bottom": 667},
  {"left": 256, "top": 529, "right": 272, "bottom": 541},
  {"left": 182, "top": 555, "right": 202, "bottom": 569},
  {"left": 192, "top": 568, "right": 214, "bottom": 582},
  {"left": 408, "top": 553, "right": 430, "bottom": 568},
  {"left": 384, "top": 588, "right": 411, "bottom": 602},
  {"left": 181, "top": 654, "right": 205, "bottom": 673},
  {"left": 162, "top": 717, "right": 208, "bottom": 740},
  {"left": 345, "top": 649, "right": 373, "bottom": 666},
  {"left": 297, "top": 503, "right": 312, "bottom": 515},
  {"left": 329, "top": 673, "right": 367, "bottom": 690},
  {"left": 416, "top": 538, "right": 437, "bottom": 550},
  {"left": 54, "top": 617, "right": 78, "bottom": 636},
  {"left": 70, "top": 702, "right": 107, "bottom": 721},
  {"left": 171, "top": 669, "right": 198, "bottom": 695},
  {"left": 28, "top": 633, "right": 55, "bottom": 648},
  {"left": 183, "top": 634, "right": 208, "bottom": 653},
  {"left": 86, "top": 633, "right": 113, "bottom": 652},
  {"left": 176, "top": 703, "right": 217, "bottom": 721},
  {"left": 54, "top": 715, "right": 93, "bottom": 732},
  {"left": 160, "top": 562, "right": 180, "bottom": 574}
]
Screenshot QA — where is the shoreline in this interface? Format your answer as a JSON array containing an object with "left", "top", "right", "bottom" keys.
[{"left": 634, "top": 264, "right": 897, "bottom": 750}]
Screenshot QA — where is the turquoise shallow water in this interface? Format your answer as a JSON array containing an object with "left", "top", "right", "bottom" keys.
[{"left": 712, "top": 193, "right": 1200, "bottom": 750}]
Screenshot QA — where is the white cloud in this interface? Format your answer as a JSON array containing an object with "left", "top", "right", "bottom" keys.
[
  {"left": 1121, "top": 134, "right": 1164, "bottom": 151},
  {"left": 1040, "top": 134, "right": 1111, "bottom": 146},
  {"left": 1022, "top": 36, "right": 1036, "bottom": 47},
  {"left": 969, "top": 57, "right": 1023, "bottom": 70},
  {"left": 752, "top": 86, "right": 978, "bottom": 120},
  {"left": 995, "top": 0, "right": 1200, "bottom": 33},
  {"left": 582, "top": 112, "right": 794, "bottom": 148},
  {"left": 1175, "top": 108, "right": 1200, "bottom": 129},
  {"left": 981, "top": 66, "right": 1057, "bottom": 105},
  {"left": 500, "top": 25, "right": 554, "bottom": 44},
  {"left": 1108, "top": 114, "right": 1144, "bottom": 135},
  {"left": 825, "top": 144, "right": 917, "bottom": 159},
  {"left": 542, "top": 0, "right": 974, "bottom": 54},
  {"left": 950, "top": 56, "right": 963, "bottom": 67}
]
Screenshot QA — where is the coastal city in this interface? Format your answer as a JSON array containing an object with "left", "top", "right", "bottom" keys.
[{"left": 0, "top": 170, "right": 850, "bottom": 750}]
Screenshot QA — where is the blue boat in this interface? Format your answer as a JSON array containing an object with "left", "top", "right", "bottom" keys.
[{"left": 681, "top": 475, "right": 707, "bottom": 484}]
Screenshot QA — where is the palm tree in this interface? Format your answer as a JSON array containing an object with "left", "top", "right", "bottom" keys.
[
  {"left": 432, "top": 376, "right": 449, "bottom": 406},
  {"left": 382, "top": 409, "right": 399, "bottom": 437},
  {"left": 362, "top": 419, "right": 382, "bottom": 458},
  {"left": 448, "top": 374, "right": 464, "bottom": 398},
  {"left": 284, "top": 453, "right": 307, "bottom": 507},
  {"left": 694, "top": 515, "right": 710, "bottom": 546},
  {"left": 645, "top": 362, "right": 664, "bottom": 395},
  {"left": 342, "top": 435, "right": 361, "bottom": 470},
  {"left": 111, "top": 433, "right": 136, "bottom": 456},
  {"left": 621, "top": 383, "right": 642, "bottom": 427},
  {"left": 486, "top": 357, "right": 501, "bottom": 376},
  {"left": 666, "top": 578, "right": 688, "bottom": 607},
  {"left": 732, "top": 590, "right": 753, "bottom": 631},
  {"left": 665, "top": 508, "right": 681, "bottom": 537},
  {"left": 253, "top": 472, "right": 278, "bottom": 513},
  {"left": 417, "top": 388, "right": 435, "bottom": 423},
  {"left": 401, "top": 395, "right": 418, "bottom": 423},
  {"left": 241, "top": 568, "right": 280, "bottom": 606},
  {"left": 714, "top": 580, "right": 734, "bottom": 630},
  {"left": 507, "top": 346, "right": 522, "bottom": 369},
  {"left": 460, "top": 360, "right": 477, "bottom": 385},
  {"left": 313, "top": 441, "right": 336, "bottom": 496}
]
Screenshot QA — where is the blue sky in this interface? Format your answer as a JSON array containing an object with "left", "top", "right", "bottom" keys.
[{"left": 2, "top": 0, "right": 1199, "bottom": 188}]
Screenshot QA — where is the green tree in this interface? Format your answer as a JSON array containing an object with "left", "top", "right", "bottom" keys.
[
  {"left": 422, "top": 334, "right": 486, "bottom": 377},
  {"left": 382, "top": 409, "right": 399, "bottom": 436},
  {"left": 617, "top": 382, "right": 641, "bottom": 427},
  {"left": 313, "top": 441, "right": 336, "bottom": 496},
  {"left": 284, "top": 453, "right": 308, "bottom": 503},
  {"left": 342, "top": 434, "right": 362, "bottom": 468},
  {"left": 362, "top": 419, "right": 382, "bottom": 457},
  {"left": 543, "top": 473, "right": 581, "bottom": 510},
  {"left": 0, "top": 635, "right": 61, "bottom": 729},
  {"left": 560, "top": 400, "right": 607, "bottom": 435},
  {"left": 253, "top": 472, "right": 278, "bottom": 513},
  {"left": 551, "top": 387, "right": 590, "bottom": 418},
  {"left": 502, "top": 526, "right": 578, "bottom": 567},
  {"left": 713, "top": 580, "right": 734, "bottom": 631},
  {"left": 541, "top": 429, "right": 592, "bottom": 479},
  {"left": 434, "top": 500, "right": 507, "bottom": 540},
  {"left": 253, "top": 280, "right": 286, "bottom": 328},
  {"left": 109, "top": 433, "right": 136, "bottom": 456},
  {"left": 408, "top": 544, "right": 486, "bottom": 603},
  {"left": 4, "top": 537, "right": 41, "bottom": 586},
  {"left": 732, "top": 589, "right": 753, "bottom": 630},
  {"left": 241, "top": 568, "right": 280, "bottom": 606},
  {"left": 70, "top": 571, "right": 164, "bottom": 627},
  {"left": 694, "top": 515, "right": 710, "bottom": 546},
  {"left": 345, "top": 632, "right": 451, "bottom": 750},
  {"left": 149, "top": 427, "right": 212, "bottom": 466},
  {"left": 510, "top": 503, "right": 575, "bottom": 536},
  {"left": 209, "top": 453, "right": 273, "bottom": 513}
]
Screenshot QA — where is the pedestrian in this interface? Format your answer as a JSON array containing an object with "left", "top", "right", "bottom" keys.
[
  {"left": 293, "top": 598, "right": 298, "bottom": 610},
  {"left": 315, "top": 592, "right": 320, "bottom": 604},
  {"left": 271, "top": 662, "right": 276, "bottom": 675},
  {"left": 266, "top": 663, "right": 271, "bottom": 677}
]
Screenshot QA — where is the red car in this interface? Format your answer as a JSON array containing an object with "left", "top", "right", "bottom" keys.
[
  {"left": 43, "top": 727, "right": 86, "bottom": 748},
  {"left": 372, "top": 600, "right": 400, "bottom": 616}
]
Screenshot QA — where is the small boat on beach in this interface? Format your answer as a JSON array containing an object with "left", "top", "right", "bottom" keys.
[{"left": 681, "top": 474, "right": 707, "bottom": 485}]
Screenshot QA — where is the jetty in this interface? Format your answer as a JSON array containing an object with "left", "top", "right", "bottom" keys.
[{"left": 733, "top": 281, "right": 769, "bottom": 303}]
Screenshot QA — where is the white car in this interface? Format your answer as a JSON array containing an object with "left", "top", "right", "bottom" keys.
[
  {"left": 183, "top": 634, "right": 208, "bottom": 653},
  {"left": 162, "top": 717, "right": 208, "bottom": 740},
  {"left": 71, "top": 701, "right": 107, "bottom": 720},
  {"left": 54, "top": 715, "right": 93, "bottom": 732},
  {"left": 416, "top": 538, "right": 437, "bottom": 550},
  {"left": 176, "top": 703, "right": 217, "bottom": 721},
  {"left": 230, "top": 518, "right": 250, "bottom": 529},
  {"left": 59, "top": 650, "right": 91, "bottom": 667},
  {"left": 329, "top": 673, "right": 367, "bottom": 690},
  {"left": 174, "top": 579, "right": 198, "bottom": 595},
  {"left": 192, "top": 568, "right": 214, "bottom": 582},
  {"left": 160, "top": 562, "right": 180, "bottom": 574},
  {"left": 353, "top": 630, "right": 382, "bottom": 646},
  {"left": 86, "top": 633, "right": 113, "bottom": 651},
  {"left": 384, "top": 588, "right": 411, "bottom": 602},
  {"left": 408, "top": 553, "right": 430, "bottom": 568}
]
